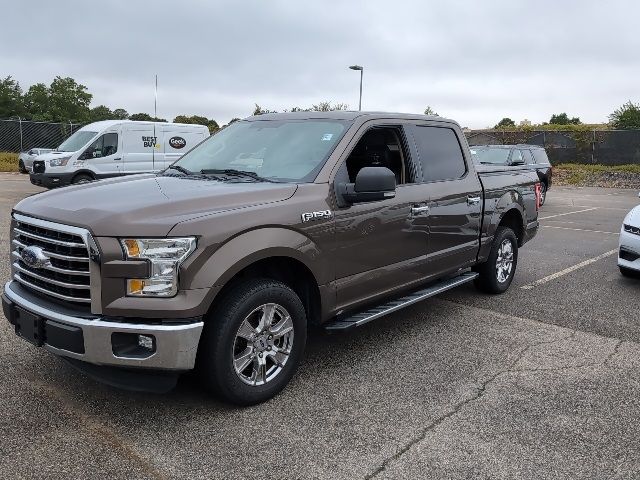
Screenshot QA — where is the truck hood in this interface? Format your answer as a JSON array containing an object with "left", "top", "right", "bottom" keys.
[{"left": 14, "top": 174, "right": 298, "bottom": 236}]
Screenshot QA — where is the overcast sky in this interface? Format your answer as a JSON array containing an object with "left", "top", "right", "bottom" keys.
[{"left": 3, "top": 0, "right": 639, "bottom": 127}]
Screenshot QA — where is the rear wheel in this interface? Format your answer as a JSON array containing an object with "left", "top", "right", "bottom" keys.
[
  {"left": 474, "top": 226, "right": 518, "bottom": 294},
  {"left": 18, "top": 160, "right": 26, "bottom": 174},
  {"left": 72, "top": 173, "right": 94, "bottom": 184},
  {"left": 197, "top": 278, "right": 307, "bottom": 406}
]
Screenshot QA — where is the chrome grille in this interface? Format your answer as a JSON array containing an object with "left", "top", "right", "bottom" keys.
[{"left": 11, "top": 214, "right": 92, "bottom": 304}]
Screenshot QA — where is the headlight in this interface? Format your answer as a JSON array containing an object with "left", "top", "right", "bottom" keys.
[
  {"left": 120, "top": 237, "right": 197, "bottom": 297},
  {"left": 50, "top": 156, "right": 71, "bottom": 167}
]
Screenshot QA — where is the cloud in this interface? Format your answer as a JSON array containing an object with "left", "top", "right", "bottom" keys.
[{"left": 2, "top": 0, "right": 639, "bottom": 126}]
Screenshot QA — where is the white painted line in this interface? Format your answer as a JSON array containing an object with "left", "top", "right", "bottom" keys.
[
  {"left": 542, "top": 225, "right": 619, "bottom": 235},
  {"left": 520, "top": 249, "right": 618, "bottom": 290},
  {"left": 539, "top": 207, "right": 597, "bottom": 220}
]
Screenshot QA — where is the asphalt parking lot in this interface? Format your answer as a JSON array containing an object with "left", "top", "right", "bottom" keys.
[{"left": 1, "top": 173, "right": 639, "bottom": 479}]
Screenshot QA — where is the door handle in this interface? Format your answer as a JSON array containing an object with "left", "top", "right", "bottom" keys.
[
  {"left": 467, "top": 196, "right": 481, "bottom": 206},
  {"left": 113, "top": 157, "right": 122, "bottom": 161},
  {"left": 411, "top": 205, "right": 430, "bottom": 215}
]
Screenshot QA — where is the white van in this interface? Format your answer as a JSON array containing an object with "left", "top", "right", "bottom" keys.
[{"left": 30, "top": 120, "right": 210, "bottom": 188}]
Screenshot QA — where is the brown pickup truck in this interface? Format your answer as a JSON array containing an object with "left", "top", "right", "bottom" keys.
[{"left": 2, "top": 112, "right": 540, "bottom": 405}]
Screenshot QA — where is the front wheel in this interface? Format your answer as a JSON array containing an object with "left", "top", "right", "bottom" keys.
[
  {"left": 72, "top": 173, "right": 94, "bottom": 184},
  {"left": 474, "top": 226, "right": 518, "bottom": 294},
  {"left": 197, "top": 278, "right": 307, "bottom": 406}
]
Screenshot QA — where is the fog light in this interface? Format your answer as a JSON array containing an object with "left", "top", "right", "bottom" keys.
[{"left": 138, "top": 334, "right": 154, "bottom": 351}]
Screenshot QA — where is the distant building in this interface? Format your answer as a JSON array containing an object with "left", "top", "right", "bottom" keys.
[{"left": 519, "top": 119, "right": 532, "bottom": 127}]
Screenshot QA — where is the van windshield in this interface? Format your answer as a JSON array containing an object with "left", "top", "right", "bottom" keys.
[
  {"left": 171, "top": 119, "right": 350, "bottom": 182},
  {"left": 57, "top": 130, "right": 98, "bottom": 152}
]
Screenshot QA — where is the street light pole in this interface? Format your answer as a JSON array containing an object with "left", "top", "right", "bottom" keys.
[{"left": 349, "top": 65, "right": 363, "bottom": 111}]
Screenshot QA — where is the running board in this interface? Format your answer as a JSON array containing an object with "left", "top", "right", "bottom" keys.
[{"left": 324, "top": 272, "right": 478, "bottom": 331}]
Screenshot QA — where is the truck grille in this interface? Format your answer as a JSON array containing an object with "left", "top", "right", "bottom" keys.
[{"left": 11, "top": 214, "right": 92, "bottom": 304}]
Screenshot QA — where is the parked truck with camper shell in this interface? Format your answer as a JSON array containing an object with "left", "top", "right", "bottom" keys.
[{"left": 3, "top": 111, "right": 540, "bottom": 405}]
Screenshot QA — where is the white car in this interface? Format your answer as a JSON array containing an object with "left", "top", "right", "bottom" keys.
[
  {"left": 619, "top": 194, "right": 640, "bottom": 277},
  {"left": 18, "top": 148, "right": 54, "bottom": 173}
]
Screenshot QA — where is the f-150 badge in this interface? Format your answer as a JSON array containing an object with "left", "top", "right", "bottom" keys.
[{"left": 301, "top": 210, "right": 333, "bottom": 222}]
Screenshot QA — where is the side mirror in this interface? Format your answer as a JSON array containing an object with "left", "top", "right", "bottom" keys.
[{"left": 339, "top": 166, "right": 396, "bottom": 204}]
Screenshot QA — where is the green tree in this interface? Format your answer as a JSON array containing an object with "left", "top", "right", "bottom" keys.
[
  {"left": 310, "top": 101, "right": 348, "bottom": 112},
  {"left": 112, "top": 108, "right": 129, "bottom": 120},
  {"left": 253, "top": 104, "right": 278, "bottom": 115},
  {"left": 423, "top": 106, "right": 438, "bottom": 116},
  {"left": 23, "top": 83, "right": 49, "bottom": 120},
  {"left": 549, "top": 112, "right": 581, "bottom": 125},
  {"left": 0, "top": 76, "right": 24, "bottom": 118},
  {"left": 609, "top": 101, "right": 640, "bottom": 130},
  {"left": 495, "top": 117, "right": 516, "bottom": 128},
  {"left": 173, "top": 114, "right": 219, "bottom": 133},
  {"left": 89, "top": 105, "right": 114, "bottom": 122},
  {"left": 47, "top": 76, "right": 92, "bottom": 122},
  {"left": 129, "top": 112, "right": 167, "bottom": 122}
]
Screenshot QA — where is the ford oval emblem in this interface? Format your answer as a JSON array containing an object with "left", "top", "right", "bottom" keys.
[
  {"left": 20, "top": 246, "right": 51, "bottom": 269},
  {"left": 169, "top": 136, "right": 187, "bottom": 149}
]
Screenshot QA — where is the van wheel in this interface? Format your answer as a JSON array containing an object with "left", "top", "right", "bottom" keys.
[
  {"left": 72, "top": 174, "right": 94, "bottom": 184},
  {"left": 474, "top": 226, "right": 518, "bottom": 294},
  {"left": 18, "top": 160, "right": 27, "bottom": 174},
  {"left": 197, "top": 278, "right": 307, "bottom": 406}
]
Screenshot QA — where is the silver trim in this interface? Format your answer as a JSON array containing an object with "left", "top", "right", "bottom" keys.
[
  {"left": 411, "top": 205, "right": 430, "bottom": 215},
  {"left": 11, "top": 251, "right": 89, "bottom": 275},
  {"left": 12, "top": 240, "right": 89, "bottom": 262},
  {"left": 13, "top": 263, "right": 91, "bottom": 289},
  {"left": 4, "top": 281, "right": 203, "bottom": 370},
  {"left": 13, "top": 274, "right": 91, "bottom": 303},
  {"left": 14, "top": 227, "right": 86, "bottom": 248}
]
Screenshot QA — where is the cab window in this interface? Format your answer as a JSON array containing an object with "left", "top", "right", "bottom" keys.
[
  {"left": 82, "top": 133, "right": 118, "bottom": 159},
  {"left": 343, "top": 126, "right": 414, "bottom": 185},
  {"left": 409, "top": 125, "right": 466, "bottom": 182}
]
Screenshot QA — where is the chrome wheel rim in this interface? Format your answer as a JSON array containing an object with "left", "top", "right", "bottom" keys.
[
  {"left": 496, "top": 239, "right": 514, "bottom": 283},
  {"left": 232, "top": 303, "right": 294, "bottom": 386},
  {"left": 540, "top": 185, "right": 546, "bottom": 204}
]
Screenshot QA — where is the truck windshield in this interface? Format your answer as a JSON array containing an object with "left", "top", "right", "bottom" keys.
[
  {"left": 471, "top": 147, "right": 511, "bottom": 165},
  {"left": 172, "top": 119, "right": 350, "bottom": 182},
  {"left": 57, "top": 130, "right": 98, "bottom": 152}
]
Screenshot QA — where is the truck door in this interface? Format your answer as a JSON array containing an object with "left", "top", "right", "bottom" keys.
[
  {"left": 407, "top": 124, "right": 482, "bottom": 277},
  {"left": 77, "top": 129, "right": 123, "bottom": 177},
  {"left": 332, "top": 123, "right": 431, "bottom": 310}
]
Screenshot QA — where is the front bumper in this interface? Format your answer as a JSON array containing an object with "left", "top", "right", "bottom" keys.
[
  {"left": 619, "top": 228, "right": 640, "bottom": 272},
  {"left": 29, "top": 172, "right": 75, "bottom": 188},
  {"left": 2, "top": 280, "right": 203, "bottom": 371}
]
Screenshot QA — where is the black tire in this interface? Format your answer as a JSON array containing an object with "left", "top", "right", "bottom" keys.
[
  {"left": 539, "top": 182, "right": 547, "bottom": 206},
  {"left": 474, "top": 226, "right": 518, "bottom": 294},
  {"left": 620, "top": 266, "right": 640, "bottom": 279},
  {"left": 197, "top": 278, "right": 307, "bottom": 406},
  {"left": 72, "top": 173, "right": 94, "bottom": 184},
  {"left": 18, "top": 160, "right": 27, "bottom": 174}
]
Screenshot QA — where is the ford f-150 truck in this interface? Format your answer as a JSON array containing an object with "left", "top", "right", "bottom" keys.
[{"left": 2, "top": 112, "right": 540, "bottom": 405}]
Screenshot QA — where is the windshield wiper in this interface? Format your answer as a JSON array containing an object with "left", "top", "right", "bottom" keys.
[
  {"left": 200, "top": 169, "right": 277, "bottom": 183},
  {"left": 165, "top": 165, "right": 194, "bottom": 176}
]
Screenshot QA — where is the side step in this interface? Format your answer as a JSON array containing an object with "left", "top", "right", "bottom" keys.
[{"left": 324, "top": 272, "right": 478, "bottom": 331}]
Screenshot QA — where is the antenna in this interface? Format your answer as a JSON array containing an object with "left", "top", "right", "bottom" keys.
[{"left": 153, "top": 74, "right": 157, "bottom": 170}]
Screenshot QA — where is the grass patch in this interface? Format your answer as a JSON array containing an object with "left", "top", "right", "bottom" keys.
[
  {"left": 0, "top": 152, "right": 19, "bottom": 172},
  {"left": 554, "top": 163, "right": 640, "bottom": 174}
]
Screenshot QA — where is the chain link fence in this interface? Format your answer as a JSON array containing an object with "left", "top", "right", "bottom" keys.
[
  {"left": 465, "top": 129, "right": 640, "bottom": 165},
  {"left": 0, "top": 118, "right": 85, "bottom": 153}
]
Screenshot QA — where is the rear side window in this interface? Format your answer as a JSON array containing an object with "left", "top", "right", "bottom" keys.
[
  {"left": 510, "top": 149, "right": 523, "bottom": 163},
  {"left": 532, "top": 149, "right": 549, "bottom": 164},
  {"left": 521, "top": 149, "right": 535, "bottom": 164},
  {"left": 410, "top": 126, "right": 466, "bottom": 182}
]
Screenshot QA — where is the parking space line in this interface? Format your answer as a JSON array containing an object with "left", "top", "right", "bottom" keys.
[
  {"left": 539, "top": 207, "right": 597, "bottom": 220},
  {"left": 542, "top": 225, "right": 619, "bottom": 235},
  {"left": 520, "top": 249, "right": 618, "bottom": 290}
]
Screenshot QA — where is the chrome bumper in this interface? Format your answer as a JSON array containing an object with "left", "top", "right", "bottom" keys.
[{"left": 3, "top": 281, "right": 203, "bottom": 371}]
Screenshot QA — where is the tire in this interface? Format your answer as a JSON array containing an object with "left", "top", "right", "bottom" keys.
[
  {"left": 620, "top": 266, "right": 640, "bottom": 278},
  {"left": 197, "top": 278, "right": 307, "bottom": 406},
  {"left": 539, "top": 182, "right": 547, "bottom": 206},
  {"left": 18, "top": 160, "right": 27, "bottom": 174},
  {"left": 474, "top": 226, "right": 518, "bottom": 294},
  {"left": 72, "top": 173, "right": 94, "bottom": 184}
]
